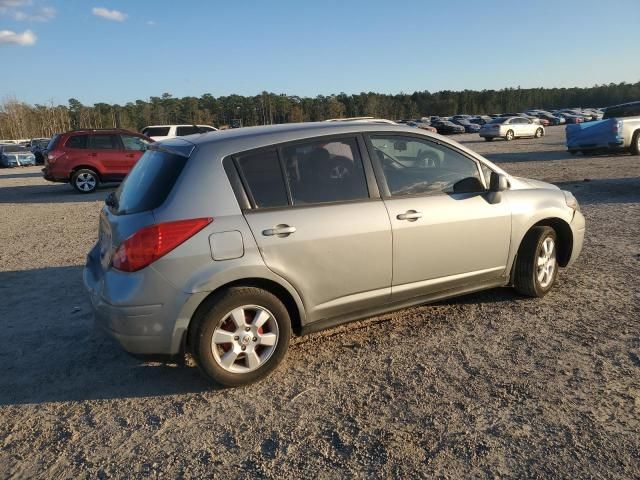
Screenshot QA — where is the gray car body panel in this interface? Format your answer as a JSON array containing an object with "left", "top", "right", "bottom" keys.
[{"left": 84, "top": 122, "right": 585, "bottom": 355}]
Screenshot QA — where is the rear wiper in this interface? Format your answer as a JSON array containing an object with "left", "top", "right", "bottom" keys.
[{"left": 105, "top": 191, "right": 118, "bottom": 209}]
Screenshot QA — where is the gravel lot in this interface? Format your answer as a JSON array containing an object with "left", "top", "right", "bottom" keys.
[{"left": 1, "top": 126, "right": 639, "bottom": 478}]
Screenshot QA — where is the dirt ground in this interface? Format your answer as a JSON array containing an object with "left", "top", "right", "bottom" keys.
[{"left": 1, "top": 126, "right": 639, "bottom": 478}]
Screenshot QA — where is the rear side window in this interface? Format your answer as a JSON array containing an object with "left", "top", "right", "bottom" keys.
[
  {"left": 114, "top": 150, "right": 188, "bottom": 215},
  {"left": 121, "top": 135, "right": 149, "bottom": 151},
  {"left": 176, "top": 126, "right": 201, "bottom": 136},
  {"left": 281, "top": 138, "right": 369, "bottom": 205},
  {"left": 236, "top": 149, "right": 288, "bottom": 208},
  {"left": 90, "top": 134, "right": 120, "bottom": 150},
  {"left": 65, "top": 135, "right": 88, "bottom": 149},
  {"left": 142, "top": 127, "right": 170, "bottom": 137},
  {"left": 604, "top": 103, "right": 640, "bottom": 119}
]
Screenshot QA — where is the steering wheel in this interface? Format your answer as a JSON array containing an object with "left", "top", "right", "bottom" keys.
[{"left": 375, "top": 148, "right": 406, "bottom": 169}]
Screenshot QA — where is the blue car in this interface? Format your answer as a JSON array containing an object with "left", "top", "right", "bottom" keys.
[
  {"left": 450, "top": 118, "right": 481, "bottom": 133},
  {"left": 0, "top": 144, "right": 37, "bottom": 167}
]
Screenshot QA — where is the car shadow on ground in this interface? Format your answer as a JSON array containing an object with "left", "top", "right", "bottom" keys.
[
  {"left": 0, "top": 183, "right": 117, "bottom": 204},
  {"left": 482, "top": 150, "right": 573, "bottom": 163},
  {"left": 0, "top": 266, "right": 215, "bottom": 406},
  {"left": 0, "top": 171, "right": 44, "bottom": 180},
  {"left": 553, "top": 177, "right": 640, "bottom": 205}
]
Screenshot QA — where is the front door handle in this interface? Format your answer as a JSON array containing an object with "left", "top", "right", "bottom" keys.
[
  {"left": 396, "top": 210, "right": 422, "bottom": 221},
  {"left": 262, "top": 224, "right": 296, "bottom": 237}
]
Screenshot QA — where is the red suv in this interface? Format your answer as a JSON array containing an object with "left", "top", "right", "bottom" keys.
[{"left": 43, "top": 129, "right": 153, "bottom": 193}]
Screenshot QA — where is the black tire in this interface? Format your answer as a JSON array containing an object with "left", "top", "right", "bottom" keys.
[
  {"left": 534, "top": 128, "right": 543, "bottom": 138},
  {"left": 513, "top": 226, "right": 558, "bottom": 297},
  {"left": 568, "top": 150, "right": 578, "bottom": 155},
  {"left": 484, "top": 137, "right": 494, "bottom": 142},
  {"left": 71, "top": 168, "right": 99, "bottom": 193},
  {"left": 505, "top": 130, "right": 515, "bottom": 141},
  {"left": 631, "top": 131, "right": 640, "bottom": 155},
  {"left": 191, "top": 287, "right": 291, "bottom": 387}
]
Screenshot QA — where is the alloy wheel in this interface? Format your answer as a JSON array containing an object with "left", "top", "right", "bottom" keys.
[
  {"left": 210, "top": 305, "right": 279, "bottom": 373},
  {"left": 537, "top": 237, "right": 556, "bottom": 288},
  {"left": 75, "top": 172, "right": 96, "bottom": 192}
]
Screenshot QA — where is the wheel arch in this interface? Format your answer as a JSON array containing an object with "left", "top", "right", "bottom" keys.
[
  {"left": 529, "top": 217, "right": 573, "bottom": 267},
  {"left": 186, "top": 277, "right": 304, "bottom": 354},
  {"left": 69, "top": 164, "right": 103, "bottom": 181}
]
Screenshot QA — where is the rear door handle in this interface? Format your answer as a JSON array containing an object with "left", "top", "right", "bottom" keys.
[
  {"left": 262, "top": 224, "right": 296, "bottom": 237},
  {"left": 396, "top": 210, "right": 422, "bottom": 221}
]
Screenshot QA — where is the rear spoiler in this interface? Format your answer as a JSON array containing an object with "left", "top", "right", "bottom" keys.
[{"left": 147, "top": 141, "right": 195, "bottom": 158}]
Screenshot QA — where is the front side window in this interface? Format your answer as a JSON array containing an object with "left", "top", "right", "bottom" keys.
[
  {"left": 370, "top": 135, "right": 483, "bottom": 196},
  {"left": 90, "top": 134, "right": 120, "bottom": 150},
  {"left": 280, "top": 137, "right": 369, "bottom": 205},
  {"left": 121, "top": 135, "right": 149, "bottom": 151},
  {"left": 236, "top": 149, "right": 288, "bottom": 208}
]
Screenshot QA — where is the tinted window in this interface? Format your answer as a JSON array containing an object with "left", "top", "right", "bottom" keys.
[
  {"left": 65, "top": 134, "right": 88, "bottom": 149},
  {"left": 236, "top": 149, "right": 288, "bottom": 208},
  {"left": 489, "top": 118, "right": 508, "bottom": 124},
  {"left": 2, "top": 145, "right": 27, "bottom": 153},
  {"left": 47, "top": 134, "right": 60, "bottom": 150},
  {"left": 121, "top": 135, "right": 149, "bottom": 151},
  {"left": 90, "top": 135, "right": 120, "bottom": 150},
  {"left": 371, "top": 135, "right": 483, "bottom": 196},
  {"left": 604, "top": 103, "right": 640, "bottom": 119},
  {"left": 281, "top": 138, "right": 369, "bottom": 205},
  {"left": 114, "top": 150, "right": 188, "bottom": 215},
  {"left": 142, "top": 127, "right": 170, "bottom": 137},
  {"left": 176, "top": 126, "right": 201, "bottom": 136},
  {"left": 200, "top": 126, "right": 216, "bottom": 132}
]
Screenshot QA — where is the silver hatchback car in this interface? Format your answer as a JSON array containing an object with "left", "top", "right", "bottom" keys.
[{"left": 84, "top": 122, "right": 585, "bottom": 386}]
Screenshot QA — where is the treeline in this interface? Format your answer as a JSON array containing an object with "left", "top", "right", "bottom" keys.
[{"left": 2, "top": 81, "right": 639, "bottom": 139}]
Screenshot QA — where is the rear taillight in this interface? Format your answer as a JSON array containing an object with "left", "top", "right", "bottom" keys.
[{"left": 112, "top": 217, "right": 213, "bottom": 272}]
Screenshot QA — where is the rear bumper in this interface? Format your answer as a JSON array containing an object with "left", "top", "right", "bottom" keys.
[
  {"left": 83, "top": 245, "right": 209, "bottom": 356},
  {"left": 567, "top": 210, "right": 585, "bottom": 268},
  {"left": 42, "top": 166, "right": 68, "bottom": 182}
]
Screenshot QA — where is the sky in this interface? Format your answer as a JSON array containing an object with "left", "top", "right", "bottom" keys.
[{"left": 1, "top": 0, "right": 639, "bottom": 106}]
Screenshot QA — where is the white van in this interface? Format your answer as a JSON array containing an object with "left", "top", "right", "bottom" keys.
[{"left": 141, "top": 125, "right": 218, "bottom": 141}]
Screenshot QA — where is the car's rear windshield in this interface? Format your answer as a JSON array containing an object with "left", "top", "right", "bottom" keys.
[
  {"left": 142, "top": 127, "right": 171, "bottom": 137},
  {"left": 113, "top": 146, "right": 191, "bottom": 215},
  {"left": 47, "top": 134, "right": 60, "bottom": 150},
  {"left": 2, "top": 145, "right": 27, "bottom": 153},
  {"left": 603, "top": 103, "right": 640, "bottom": 119}
]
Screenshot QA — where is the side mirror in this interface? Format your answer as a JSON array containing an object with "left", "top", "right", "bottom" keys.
[
  {"left": 487, "top": 172, "right": 509, "bottom": 204},
  {"left": 452, "top": 176, "right": 485, "bottom": 194}
]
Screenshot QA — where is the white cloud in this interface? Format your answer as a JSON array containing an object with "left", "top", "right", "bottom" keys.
[
  {"left": 13, "top": 6, "right": 55, "bottom": 21},
  {"left": 92, "top": 6, "right": 126, "bottom": 22},
  {"left": 0, "top": 29, "right": 36, "bottom": 46},
  {"left": 146, "top": 20, "right": 155, "bottom": 26},
  {"left": 0, "top": 0, "right": 31, "bottom": 11}
]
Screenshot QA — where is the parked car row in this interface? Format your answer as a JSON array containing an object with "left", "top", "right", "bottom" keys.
[{"left": 0, "top": 144, "right": 37, "bottom": 167}]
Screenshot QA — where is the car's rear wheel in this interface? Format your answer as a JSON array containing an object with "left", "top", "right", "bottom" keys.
[
  {"left": 191, "top": 287, "right": 291, "bottom": 387},
  {"left": 631, "top": 131, "right": 640, "bottom": 155},
  {"left": 484, "top": 137, "right": 494, "bottom": 142},
  {"left": 534, "top": 128, "right": 543, "bottom": 138},
  {"left": 71, "top": 168, "right": 99, "bottom": 193},
  {"left": 568, "top": 150, "right": 578, "bottom": 155},
  {"left": 513, "top": 226, "right": 558, "bottom": 297},
  {"left": 505, "top": 130, "right": 515, "bottom": 141}
]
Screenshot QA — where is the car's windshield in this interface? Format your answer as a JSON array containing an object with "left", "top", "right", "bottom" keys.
[{"left": 489, "top": 118, "right": 508, "bottom": 124}]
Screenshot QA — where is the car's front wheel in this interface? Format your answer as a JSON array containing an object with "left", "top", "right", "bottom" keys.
[
  {"left": 71, "top": 168, "right": 99, "bottom": 193},
  {"left": 513, "top": 226, "right": 558, "bottom": 297},
  {"left": 191, "top": 287, "right": 291, "bottom": 387},
  {"left": 505, "top": 130, "right": 515, "bottom": 141},
  {"left": 534, "top": 128, "right": 543, "bottom": 138},
  {"left": 631, "top": 130, "right": 640, "bottom": 155}
]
